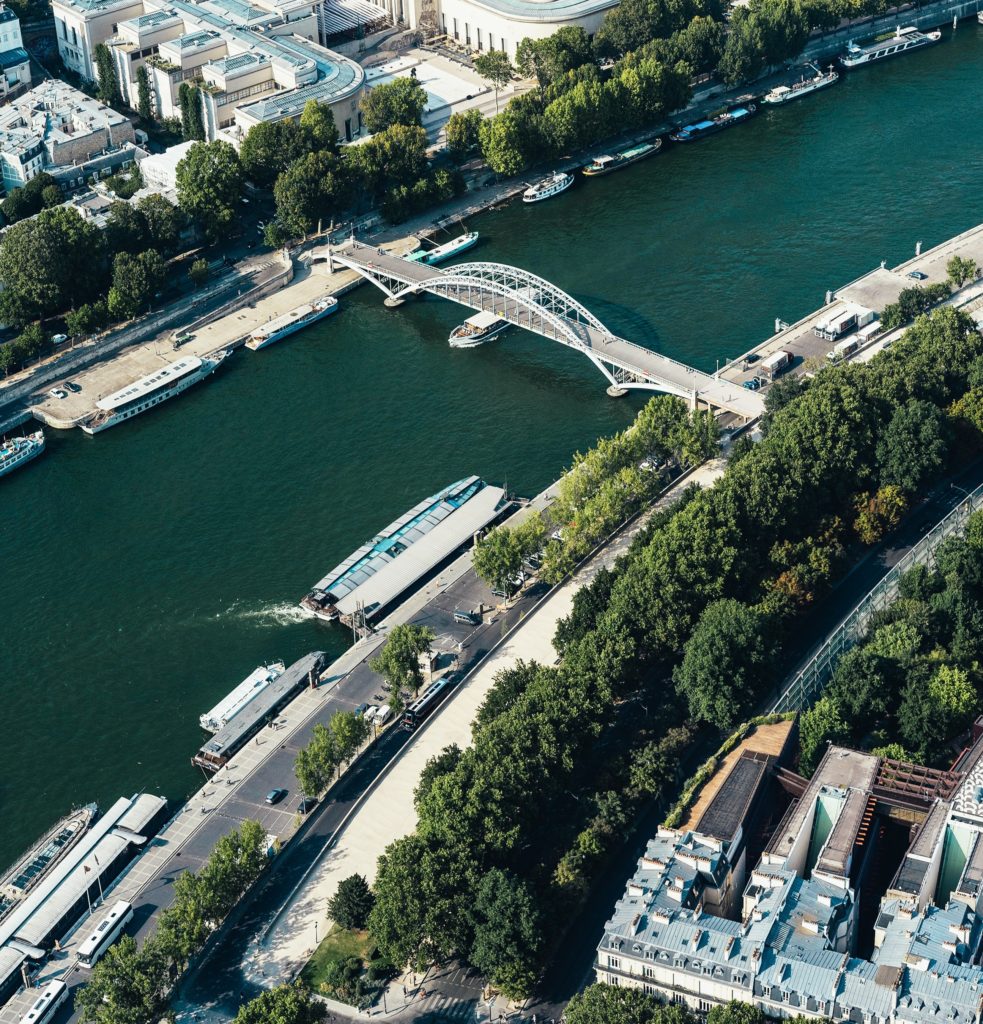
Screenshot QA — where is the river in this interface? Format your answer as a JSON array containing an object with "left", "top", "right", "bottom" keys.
[{"left": 1, "top": 26, "right": 982, "bottom": 868}]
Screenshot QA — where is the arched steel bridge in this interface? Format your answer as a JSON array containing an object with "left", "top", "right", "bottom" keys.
[{"left": 325, "top": 240, "right": 764, "bottom": 420}]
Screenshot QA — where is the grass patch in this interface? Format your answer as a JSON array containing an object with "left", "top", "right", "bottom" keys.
[{"left": 301, "top": 925, "right": 373, "bottom": 992}]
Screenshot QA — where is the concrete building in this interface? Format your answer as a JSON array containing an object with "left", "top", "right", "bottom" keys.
[
  {"left": 597, "top": 741, "right": 983, "bottom": 1024},
  {"left": 138, "top": 137, "right": 192, "bottom": 190},
  {"left": 50, "top": 0, "right": 366, "bottom": 145},
  {"left": 0, "top": 80, "right": 135, "bottom": 191},
  {"left": 0, "top": 7, "right": 30, "bottom": 104}
]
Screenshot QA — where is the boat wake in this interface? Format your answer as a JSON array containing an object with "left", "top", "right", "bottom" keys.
[{"left": 217, "top": 601, "right": 317, "bottom": 628}]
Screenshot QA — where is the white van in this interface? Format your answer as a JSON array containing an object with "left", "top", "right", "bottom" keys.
[
  {"left": 827, "top": 337, "right": 858, "bottom": 362},
  {"left": 374, "top": 704, "right": 392, "bottom": 725}
]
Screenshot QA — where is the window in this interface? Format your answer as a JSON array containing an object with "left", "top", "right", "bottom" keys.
[
  {"left": 344, "top": 117, "right": 351, "bottom": 141},
  {"left": 476, "top": 26, "right": 482, "bottom": 48},
  {"left": 699, "top": 1001, "right": 712, "bottom": 1013},
  {"left": 441, "top": 13, "right": 446, "bottom": 32},
  {"left": 644, "top": 967, "right": 655, "bottom": 979},
  {"left": 452, "top": 17, "right": 458, "bottom": 38},
  {"left": 607, "top": 957, "right": 620, "bottom": 970},
  {"left": 488, "top": 32, "right": 494, "bottom": 48},
  {"left": 464, "top": 22, "right": 470, "bottom": 44}
]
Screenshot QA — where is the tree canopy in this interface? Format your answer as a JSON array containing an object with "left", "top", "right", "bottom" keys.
[
  {"left": 176, "top": 140, "right": 244, "bottom": 241},
  {"left": 360, "top": 77, "right": 428, "bottom": 134}
]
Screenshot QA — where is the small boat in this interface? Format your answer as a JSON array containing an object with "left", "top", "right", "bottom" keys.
[
  {"left": 670, "top": 104, "right": 757, "bottom": 142},
  {"left": 762, "top": 64, "right": 839, "bottom": 104},
  {"left": 449, "top": 310, "right": 510, "bottom": 348},
  {"left": 0, "top": 430, "right": 45, "bottom": 479},
  {"left": 978, "top": 10, "right": 983, "bottom": 22},
  {"left": 583, "top": 139, "right": 662, "bottom": 177},
  {"left": 839, "top": 26, "right": 941, "bottom": 68},
  {"left": 522, "top": 172, "right": 574, "bottom": 204},
  {"left": 404, "top": 232, "right": 479, "bottom": 265},
  {"left": 245, "top": 296, "right": 337, "bottom": 350}
]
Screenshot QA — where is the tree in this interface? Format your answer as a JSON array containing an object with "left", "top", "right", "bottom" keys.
[
  {"left": 516, "top": 27, "right": 594, "bottom": 89},
  {"left": 138, "top": 193, "right": 184, "bottom": 254},
  {"left": 360, "top": 77, "right": 427, "bottom": 134},
  {"left": 898, "top": 664, "right": 976, "bottom": 762},
  {"left": 327, "top": 873, "right": 375, "bottom": 930},
  {"left": 107, "top": 249, "right": 165, "bottom": 319},
  {"left": 877, "top": 399, "right": 952, "bottom": 495},
  {"left": 295, "top": 722, "right": 338, "bottom": 797},
  {"left": 299, "top": 99, "right": 340, "bottom": 152},
  {"left": 473, "top": 525, "right": 524, "bottom": 599},
  {"left": 74, "top": 934, "right": 170, "bottom": 1024},
  {"left": 105, "top": 201, "right": 148, "bottom": 255},
  {"left": 136, "top": 64, "right": 153, "bottom": 121},
  {"left": 415, "top": 743, "right": 463, "bottom": 807},
  {"left": 1, "top": 171, "right": 57, "bottom": 224},
  {"left": 469, "top": 868, "right": 543, "bottom": 999},
  {"left": 274, "top": 151, "right": 349, "bottom": 239},
  {"left": 0, "top": 206, "right": 107, "bottom": 323},
  {"left": 565, "top": 983, "right": 684, "bottom": 1024},
  {"left": 708, "top": 1003, "right": 767, "bottom": 1024},
  {"left": 329, "top": 709, "right": 371, "bottom": 764},
  {"left": 65, "top": 301, "right": 107, "bottom": 338},
  {"left": 233, "top": 983, "right": 326, "bottom": 1024},
  {"left": 853, "top": 485, "right": 907, "bottom": 545},
  {"left": 240, "top": 119, "right": 310, "bottom": 188},
  {"left": 369, "top": 623, "right": 436, "bottom": 706},
  {"left": 762, "top": 373, "right": 806, "bottom": 431},
  {"left": 674, "top": 599, "right": 774, "bottom": 731},
  {"left": 346, "top": 124, "right": 429, "bottom": 198},
  {"left": 446, "top": 108, "right": 484, "bottom": 162},
  {"left": 717, "top": 8, "right": 765, "bottom": 85},
  {"left": 474, "top": 50, "right": 513, "bottom": 114},
  {"left": 479, "top": 99, "right": 543, "bottom": 175},
  {"left": 799, "top": 695, "right": 848, "bottom": 776},
  {"left": 178, "top": 82, "right": 205, "bottom": 141},
  {"left": 188, "top": 258, "right": 209, "bottom": 287},
  {"left": 94, "top": 43, "right": 121, "bottom": 106},
  {"left": 176, "top": 141, "right": 243, "bottom": 242},
  {"left": 947, "top": 255, "right": 978, "bottom": 289}
]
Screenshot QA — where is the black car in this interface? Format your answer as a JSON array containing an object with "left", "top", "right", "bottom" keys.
[
  {"left": 265, "top": 788, "right": 287, "bottom": 805},
  {"left": 297, "top": 796, "right": 318, "bottom": 814},
  {"left": 65, "top": 381, "right": 81, "bottom": 393},
  {"left": 907, "top": 270, "right": 928, "bottom": 281}
]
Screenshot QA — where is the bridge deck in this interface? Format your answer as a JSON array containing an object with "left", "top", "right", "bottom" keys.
[{"left": 330, "top": 241, "right": 764, "bottom": 419}]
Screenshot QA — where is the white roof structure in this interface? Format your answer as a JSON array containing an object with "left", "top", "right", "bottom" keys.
[
  {"left": 96, "top": 356, "right": 203, "bottom": 411},
  {"left": 199, "top": 664, "right": 284, "bottom": 733},
  {"left": 463, "top": 311, "right": 502, "bottom": 330},
  {"left": 138, "top": 140, "right": 194, "bottom": 193},
  {"left": 334, "top": 481, "right": 506, "bottom": 618}
]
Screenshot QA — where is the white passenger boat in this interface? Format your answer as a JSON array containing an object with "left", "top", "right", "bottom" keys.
[
  {"left": 762, "top": 64, "right": 839, "bottom": 104},
  {"left": 840, "top": 26, "right": 941, "bottom": 67},
  {"left": 522, "top": 172, "right": 574, "bottom": 204},
  {"left": 245, "top": 296, "right": 337, "bottom": 350},
  {"left": 199, "top": 662, "right": 286, "bottom": 732},
  {"left": 81, "top": 352, "right": 230, "bottom": 434},
  {"left": 449, "top": 311, "right": 509, "bottom": 348},
  {"left": 404, "top": 232, "right": 479, "bottom": 265},
  {"left": 0, "top": 430, "right": 45, "bottom": 479}
]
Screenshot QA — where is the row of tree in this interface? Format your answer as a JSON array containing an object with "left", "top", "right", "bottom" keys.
[
  {"left": 294, "top": 709, "right": 372, "bottom": 797},
  {"left": 77, "top": 820, "right": 270, "bottom": 1024},
  {"left": 800, "top": 511, "right": 983, "bottom": 772},
  {"left": 363, "top": 305, "right": 983, "bottom": 997},
  {"left": 471, "top": 395, "right": 718, "bottom": 595}
]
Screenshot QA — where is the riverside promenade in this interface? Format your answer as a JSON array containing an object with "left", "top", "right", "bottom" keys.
[{"left": 179, "top": 453, "right": 728, "bottom": 1022}]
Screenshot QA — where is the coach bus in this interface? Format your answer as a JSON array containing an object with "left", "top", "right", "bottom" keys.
[
  {"left": 19, "top": 981, "right": 68, "bottom": 1024},
  {"left": 77, "top": 900, "right": 134, "bottom": 969}
]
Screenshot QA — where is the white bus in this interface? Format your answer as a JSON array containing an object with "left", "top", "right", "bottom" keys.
[
  {"left": 77, "top": 900, "right": 134, "bottom": 969},
  {"left": 19, "top": 981, "right": 68, "bottom": 1024}
]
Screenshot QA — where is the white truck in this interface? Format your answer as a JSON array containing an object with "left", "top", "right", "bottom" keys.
[
  {"left": 760, "top": 349, "right": 793, "bottom": 381},
  {"left": 813, "top": 305, "right": 875, "bottom": 341},
  {"left": 827, "top": 337, "right": 859, "bottom": 362}
]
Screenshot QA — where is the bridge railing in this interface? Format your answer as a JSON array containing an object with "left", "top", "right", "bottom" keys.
[{"left": 772, "top": 481, "right": 983, "bottom": 714}]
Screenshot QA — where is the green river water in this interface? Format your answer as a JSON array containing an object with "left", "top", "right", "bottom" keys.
[{"left": 1, "top": 28, "right": 982, "bottom": 867}]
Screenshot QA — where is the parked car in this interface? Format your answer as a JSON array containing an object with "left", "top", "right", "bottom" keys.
[
  {"left": 354, "top": 702, "right": 369, "bottom": 717},
  {"left": 743, "top": 377, "right": 762, "bottom": 391},
  {"left": 907, "top": 270, "right": 928, "bottom": 281},
  {"left": 48, "top": 387, "right": 68, "bottom": 400},
  {"left": 51, "top": 333, "right": 68, "bottom": 345},
  {"left": 297, "top": 796, "right": 318, "bottom": 814},
  {"left": 64, "top": 381, "right": 81, "bottom": 393},
  {"left": 265, "top": 788, "right": 286, "bottom": 805}
]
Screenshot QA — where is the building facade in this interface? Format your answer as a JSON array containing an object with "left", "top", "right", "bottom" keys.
[
  {"left": 0, "top": 7, "right": 30, "bottom": 103},
  {"left": 50, "top": 0, "right": 365, "bottom": 145},
  {"left": 0, "top": 80, "right": 135, "bottom": 191},
  {"left": 597, "top": 742, "right": 983, "bottom": 1024}
]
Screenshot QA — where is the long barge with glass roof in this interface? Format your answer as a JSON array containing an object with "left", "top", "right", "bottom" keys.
[{"left": 300, "top": 475, "right": 510, "bottom": 625}]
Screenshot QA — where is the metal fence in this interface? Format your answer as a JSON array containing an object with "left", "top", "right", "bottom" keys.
[{"left": 772, "top": 480, "right": 983, "bottom": 714}]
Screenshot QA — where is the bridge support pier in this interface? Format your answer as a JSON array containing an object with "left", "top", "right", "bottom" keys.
[{"left": 606, "top": 385, "right": 628, "bottom": 398}]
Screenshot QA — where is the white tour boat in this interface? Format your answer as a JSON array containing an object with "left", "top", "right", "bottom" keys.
[
  {"left": 840, "top": 26, "right": 942, "bottom": 68},
  {"left": 245, "top": 296, "right": 338, "bottom": 351},
  {"left": 0, "top": 430, "right": 45, "bottom": 479},
  {"left": 522, "top": 172, "right": 574, "bottom": 204},
  {"left": 449, "top": 311, "right": 510, "bottom": 348},
  {"left": 762, "top": 64, "right": 839, "bottom": 104},
  {"left": 81, "top": 352, "right": 230, "bottom": 434}
]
